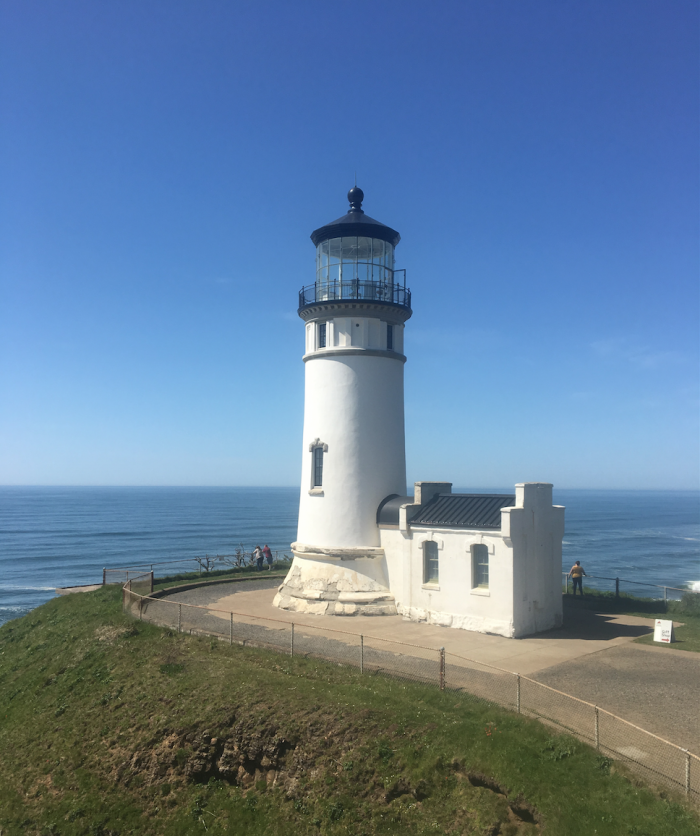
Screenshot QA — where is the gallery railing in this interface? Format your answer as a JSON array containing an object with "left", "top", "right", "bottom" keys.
[
  {"left": 298, "top": 278, "right": 411, "bottom": 311},
  {"left": 122, "top": 578, "right": 699, "bottom": 801}
]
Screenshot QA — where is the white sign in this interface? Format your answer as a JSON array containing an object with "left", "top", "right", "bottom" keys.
[{"left": 653, "top": 619, "right": 675, "bottom": 643}]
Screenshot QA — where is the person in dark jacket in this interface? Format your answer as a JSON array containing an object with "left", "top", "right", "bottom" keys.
[{"left": 262, "top": 544, "right": 273, "bottom": 570}]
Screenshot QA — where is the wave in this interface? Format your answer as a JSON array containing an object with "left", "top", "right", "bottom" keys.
[
  {"left": 688, "top": 581, "right": 700, "bottom": 592},
  {"left": 0, "top": 585, "right": 56, "bottom": 592}
]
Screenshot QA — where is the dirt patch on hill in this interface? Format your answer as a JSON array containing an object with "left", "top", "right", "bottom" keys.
[{"left": 105, "top": 708, "right": 541, "bottom": 834}]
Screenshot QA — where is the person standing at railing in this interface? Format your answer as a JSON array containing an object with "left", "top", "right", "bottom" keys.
[
  {"left": 568, "top": 561, "right": 587, "bottom": 596},
  {"left": 263, "top": 544, "right": 273, "bottom": 570},
  {"left": 253, "top": 545, "right": 264, "bottom": 571}
]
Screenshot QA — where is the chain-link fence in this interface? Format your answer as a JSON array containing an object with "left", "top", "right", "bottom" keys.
[
  {"left": 121, "top": 582, "right": 699, "bottom": 801},
  {"left": 122, "top": 574, "right": 154, "bottom": 618}
]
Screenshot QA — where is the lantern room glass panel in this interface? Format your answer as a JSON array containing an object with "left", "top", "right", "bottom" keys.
[
  {"left": 329, "top": 238, "right": 341, "bottom": 264},
  {"left": 316, "top": 237, "right": 394, "bottom": 301}
]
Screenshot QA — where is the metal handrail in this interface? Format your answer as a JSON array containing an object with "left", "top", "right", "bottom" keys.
[
  {"left": 299, "top": 279, "right": 412, "bottom": 311},
  {"left": 561, "top": 571, "right": 695, "bottom": 595}
]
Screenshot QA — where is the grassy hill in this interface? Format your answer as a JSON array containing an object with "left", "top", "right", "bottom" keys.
[{"left": 0, "top": 587, "right": 698, "bottom": 836}]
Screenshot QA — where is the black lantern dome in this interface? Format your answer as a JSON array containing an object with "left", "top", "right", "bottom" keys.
[{"left": 310, "top": 188, "right": 401, "bottom": 248}]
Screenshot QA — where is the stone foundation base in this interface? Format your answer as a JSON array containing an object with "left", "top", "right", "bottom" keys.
[{"left": 273, "top": 552, "right": 397, "bottom": 617}]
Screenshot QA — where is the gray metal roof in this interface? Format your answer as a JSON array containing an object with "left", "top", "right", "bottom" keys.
[
  {"left": 376, "top": 494, "right": 413, "bottom": 526},
  {"left": 410, "top": 494, "right": 516, "bottom": 529}
]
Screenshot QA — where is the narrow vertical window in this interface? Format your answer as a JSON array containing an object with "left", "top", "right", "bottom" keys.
[
  {"left": 386, "top": 323, "right": 393, "bottom": 350},
  {"left": 313, "top": 446, "right": 324, "bottom": 487},
  {"left": 423, "top": 540, "right": 439, "bottom": 584},
  {"left": 318, "top": 322, "right": 327, "bottom": 348},
  {"left": 472, "top": 544, "right": 489, "bottom": 588}
]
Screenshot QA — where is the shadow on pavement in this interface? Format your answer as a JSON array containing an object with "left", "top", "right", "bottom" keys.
[{"left": 530, "top": 600, "right": 654, "bottom": 641}]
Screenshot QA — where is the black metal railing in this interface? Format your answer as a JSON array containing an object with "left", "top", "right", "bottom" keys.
[
  {"left": 298, "top": 279, "right": 411, "bottom": 311},
  {"left": 561, "top": 572, "right": 697, "bottom": 603}
]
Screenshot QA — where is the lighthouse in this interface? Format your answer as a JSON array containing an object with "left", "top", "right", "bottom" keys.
[
  {"left": 274, "top": 186, "right": 565, "bottom": 637},
  {"left": 274, "top": 187, "right": 411, "bottom": 616}
]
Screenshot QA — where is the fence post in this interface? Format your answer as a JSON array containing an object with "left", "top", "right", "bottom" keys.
[
  {"left": 290, "top": 623, "right": 295, "bottom": 657},
  {"left": 615, "top": 577, "right": 619, "bottom": 599},
  {"left": 685, "top": 750, "right": 690, "bottom": 797},
  {"left": 439, "top": 647, "right": 445, "bottom": 691},
  {"left": 230, "top": 612, "right": 233, "bottom": 646},
  {"left": 178, "top": 604, "right": 182, "bottom": 633},
  {"left": 664, "top": 587, "right": 668, "bottom": 611},
  {"left": 149, "top": 571, "right": 154, "bottom": 594},
  {"left": 138, "top": 597, "right": 143, "bottom": 621},
  {"left": 103, "top": 567, "right": 106, "bottom": 586},
  {"left": 516, "top": 674, "right": 521, "bottom": 713},
  {"left": 360, "top": 635, "right": 364, "bottom": 674},
  {"left": 594, "top": 706, "right": 600, "bottom": 750}
]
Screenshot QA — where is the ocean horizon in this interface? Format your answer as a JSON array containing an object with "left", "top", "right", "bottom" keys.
[{"left": 1, "top": 486, "right": 698, "bottom": 627}]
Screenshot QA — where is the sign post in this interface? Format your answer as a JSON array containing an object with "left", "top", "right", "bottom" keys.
[{"left": 653, "top": 619, "right": 675, "bottom": 643}]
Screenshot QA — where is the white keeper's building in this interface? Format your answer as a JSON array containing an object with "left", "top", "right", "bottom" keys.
[{"left": 273, "top": 188, "right": 565, "bottom": 638}]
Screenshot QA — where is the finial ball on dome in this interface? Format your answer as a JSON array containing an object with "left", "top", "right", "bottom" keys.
[{"left": 347, "top": 186, "right": 364, "bottom": 210}]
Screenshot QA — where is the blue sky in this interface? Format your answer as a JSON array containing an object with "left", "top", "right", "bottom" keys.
[{"left": 1, "top": 0, "right": 697, "bottom": 489}]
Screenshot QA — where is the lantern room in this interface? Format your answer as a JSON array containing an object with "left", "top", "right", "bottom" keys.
[{"left": 300, "top": 186, "right": 410, "bottom": 311}]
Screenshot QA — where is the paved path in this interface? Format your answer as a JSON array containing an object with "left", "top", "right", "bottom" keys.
[
  {"left": 161, "top": 581, "right": 699, "bottom": 753},
  {"left": 530, "top": 643, "right": 700, "bottom": 753},
  {"left": 56, "top": 584, "right": 102, "bottom": 595}
]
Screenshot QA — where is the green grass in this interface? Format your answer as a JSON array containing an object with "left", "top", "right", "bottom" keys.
[
  {"left": 635, "top": 617, "right": 700, "bottom": 653},
  {"left": 564, "top": 590, "right": 700, "bottom": 653},
  {"left": 0, "top": 588, "right": 698, "bottom": 836}
]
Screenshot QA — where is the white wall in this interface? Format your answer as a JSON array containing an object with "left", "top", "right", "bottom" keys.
[
  {"left": 305, "top": 317, "right": 404, "bottom": 353},
  {"left": 503, "top": 483, "right": 565, "bottom": 635},
  {"left": 380, "top": 526, "right": 516, "bottom": 636},
  {"left": 297, "top": 349, "right": 407, "bottom": 549}
]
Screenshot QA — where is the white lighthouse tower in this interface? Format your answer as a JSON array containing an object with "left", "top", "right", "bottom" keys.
[{"left": 274, "top": 187, "right": 411, "bottom": 616}]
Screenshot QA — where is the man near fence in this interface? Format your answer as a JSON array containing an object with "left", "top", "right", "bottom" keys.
[{"left": 568, "top": 561, "right": 587, "bottom": 596}]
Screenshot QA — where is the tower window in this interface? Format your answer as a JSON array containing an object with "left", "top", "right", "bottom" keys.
[
  {"left": 308, "top": 438, "right": 328, "bottom": 492},
  {"left": 386, "top": 324, "right": 393, "bottom": 350},
  {"left": 313, "top": 446, "right": 324, "bottom": 487},
  {"left": 423, "top": 540, "right": 439, "bottom": 584},
  {"left": 472, "top": 544, "right": 489, "bottom": 588},
  {"left": 318, "top": 322, "right": 327, "bottom": 348}
]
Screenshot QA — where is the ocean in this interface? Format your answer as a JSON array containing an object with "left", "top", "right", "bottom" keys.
[{"left": 0, "top": 486, "right": 698, "bottom": 627}]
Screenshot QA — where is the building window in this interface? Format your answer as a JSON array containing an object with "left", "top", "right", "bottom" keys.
[
  {"left": 318, "top": 322, "right": 327, "bottom": 348},
  {"left": 386, "top": 323, "right": 393, "bottom": 350},
  {"left": 472, "top": 544, "right": 489, "bottom": 588},
  {"left": 423, "top": 540, "right": 439, "bottom": 584},
  {"left": 313, "top": 446, "right": 324, "bottom": 487}
]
